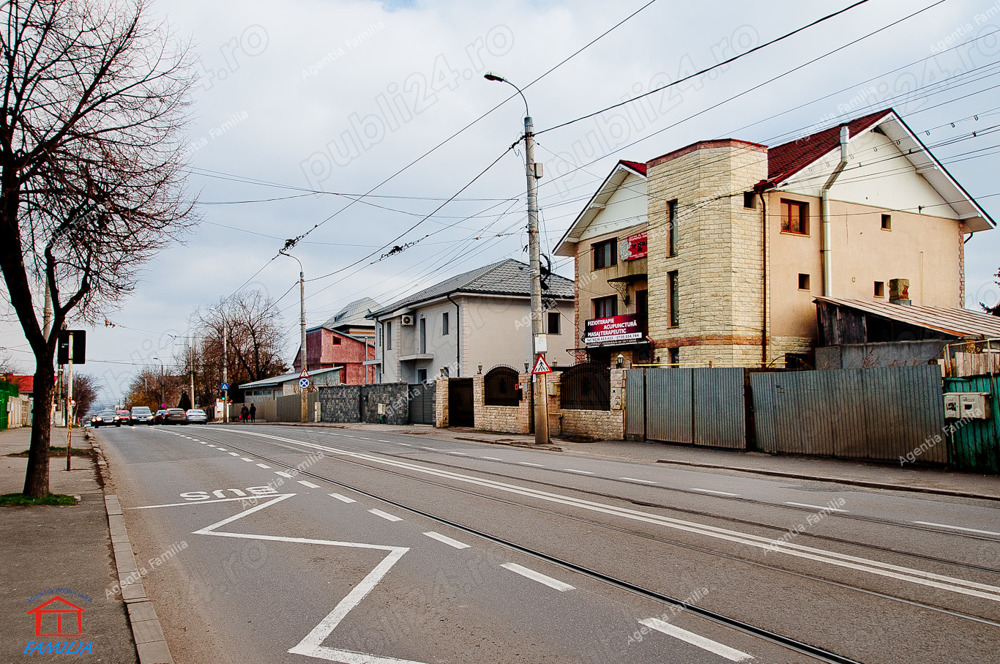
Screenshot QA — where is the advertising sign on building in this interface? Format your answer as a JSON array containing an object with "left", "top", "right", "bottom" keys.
[
  {"left": 618, "top": 232, "right": 647, "bottom": 262},
  {"left": 584, "top": 314, "right": 644, "bottom": 345}
]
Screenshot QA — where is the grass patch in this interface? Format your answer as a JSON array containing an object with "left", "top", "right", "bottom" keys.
[
  {"left": 0, "top": 493, "right": 78, "bottom": 506},
  {"left": 8, "top": 447, "right": 92, "bottom": 458}
]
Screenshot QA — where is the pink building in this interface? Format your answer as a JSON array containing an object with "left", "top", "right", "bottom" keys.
[{"left": 292, "top": 298, "right": 379, "bottom": 385}]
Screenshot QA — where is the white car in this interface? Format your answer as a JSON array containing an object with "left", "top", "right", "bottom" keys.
[{"left": 185, "top": 408, "right": 208, "bottom": 425}]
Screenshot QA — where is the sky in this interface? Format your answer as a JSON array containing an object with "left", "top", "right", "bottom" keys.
[{"left": 2, "top": 0, "right": 1000, "bottom": 407}]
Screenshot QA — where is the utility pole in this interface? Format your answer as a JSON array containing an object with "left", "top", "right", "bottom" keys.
[
  {"left": 65, "top": 332, "right": 73, "bottom": 471},
  {"left": 281, "top": 247, "right": 308, "bottom": 424},
  {"left": 222, "top": 327, "right": 228, "bottom": 423},
  {"left": 485, "top": 73, "right": 549, "bottom": 444},
  {"left": 189, "top": 337, "right": 195, "bottom": 410}
]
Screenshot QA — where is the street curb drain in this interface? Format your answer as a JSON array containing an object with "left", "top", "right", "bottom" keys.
[{"left": 92, "top": 442, "right": 174, "bottom": 664}]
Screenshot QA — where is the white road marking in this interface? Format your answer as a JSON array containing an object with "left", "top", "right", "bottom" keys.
[
  {"left": 518, "top": 462, "right": 545, "bottom": 467},
  {"left": 376, "top": 440, "right": 392, "bottom": 443},
  {"left": 199, "top": 441, "right": 207, "bottom": 444},
  {"left": 450, "top": 452, "right": 468, "bottom": 456},
  {"left": 398, "top": 443, "right": 412, "bottom": 447},
  {"left": 785, "top": 501, "right": 847, "bottom": 513},
  {"left": 501, "top": 563, "right": 574, "bottom": 592},
  {"left": 275, "top": 471, "right": 294, "bottom": 478},
  {"left": 369, "top": 509, "right": 402, "bottom": 522},
  {"left": 329, "top": 493, "right": 356, "bottom": 503},
  {"left": 207, "top": 444, "right": 217, "bottom": 448},
  {"left": 481, "top": 456, "right": 503, "bottom": 461},
  {"left": 189, "top": 494, "right": 422, "bottom": 664},
  {"left": 216, "top": 447, "right": 227, "bottom": 451},
  {"left": 639, "top": 618, "right": 753, "bottom": 662},
  {"left": 298, "top": 480, "right": 321, "bottom": 489},
  {"left": 621, "top": 477, "right": 657, "bottom": 484},
  {"left": 255, "top": 463, "right": 271, "bottom": 469},
  {"left": 914, "top": 521, "right": 1000, "bottom": 537},
  {"left": 423, "top": 532, "right": 470, "bottom": 549},
  {"left": 228, "top": 452, "right": 240, "bottom": 456},
  {"left": 565, "top": 469, "right": 595, "bottom": 475},
  {"left": 223, "top": 427, "right": 1000, "bottom": 603},
  {"left": 691, "top": 488, "right": 739, "bottom": 497},
  {"left": 242, "top": 457, "right": 254, "bottom": 462},
  {"left": 133, "top": 495, "right": 281, "bottom": 509},
  {"left": 420, "top": 447, "right": 440, "bottom": 451}
]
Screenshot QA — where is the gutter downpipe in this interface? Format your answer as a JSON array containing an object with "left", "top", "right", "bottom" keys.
[
  {"left": 757, "top": 191, "right": 768, "bottom": 366},
  {"left": 821, "top": 126, "right": 850, "bottom": 297},
  {"left": 447, "top": 294, "right": 461, "bottom": 376}
]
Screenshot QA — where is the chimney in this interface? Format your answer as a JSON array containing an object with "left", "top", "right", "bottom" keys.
[{"left": 889, "top": 278, "right": 911, "bottom": 305}]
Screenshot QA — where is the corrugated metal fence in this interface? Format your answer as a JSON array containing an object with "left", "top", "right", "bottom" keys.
[
  {"left": 626, "top": 368, "right": 746, "bottom": 449},
  {"left": 750, "top": 366, "right": 946, "bottom": 463},
  {"left": 942, "top": 375, "right": 1000, "bottom": 474}
]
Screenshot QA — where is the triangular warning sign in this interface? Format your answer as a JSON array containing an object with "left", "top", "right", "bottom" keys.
[{"left": 531, "top": 354, "right": 552, "bottom": 375}]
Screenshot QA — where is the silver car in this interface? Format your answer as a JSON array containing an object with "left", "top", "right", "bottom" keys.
[
  {"left": 185, "top": 408, "right": 208, "bottom": 425},
  {"left": 130, "top": 406, "right": 154, "bottom": 425}
]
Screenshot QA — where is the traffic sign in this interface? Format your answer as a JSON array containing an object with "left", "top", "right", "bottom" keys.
[
  {"left": 299, "top": 377, "right": 310, "bottom": 389},
  {"left": 221, "top": 382, "right": 229, "bottom": 391},
  {"left": 531, "top": 354, "right": 552, "bottom": 375},
  {"left": 299, "top": 370, "right": 309, "bottom": 378}
]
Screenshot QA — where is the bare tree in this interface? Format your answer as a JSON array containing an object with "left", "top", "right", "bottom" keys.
[
  {"left": 0, "top": 0, "right": 196, "bottom": 496},
  {"left": 124, "top": 364, "right": 181, "bottom": 410},
  {"left": 195, "top": 290, "right": 288, "bottom": 401},
  {"left": 72, "top": 373, "right": 98, "bottom": 421}
]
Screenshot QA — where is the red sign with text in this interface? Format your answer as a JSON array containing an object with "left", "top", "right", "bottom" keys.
[{"left": 622, "top": 232, "right": 647, "bottom": 261}]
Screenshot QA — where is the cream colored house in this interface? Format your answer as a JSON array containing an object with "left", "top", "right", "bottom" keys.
[
  {"left": 368, "top": 259, "right": 575, "bottom": 383},
  {"left": 555, "top": 108, "right": 995, "bottom": 368}
]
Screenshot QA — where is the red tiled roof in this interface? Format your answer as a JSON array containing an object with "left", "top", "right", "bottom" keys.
[
  {"left": 766, "top": 109, "right": 893, "bottom": 185},
  {"left": 619, "top": 160, "right": 647, "bottom": 176}
]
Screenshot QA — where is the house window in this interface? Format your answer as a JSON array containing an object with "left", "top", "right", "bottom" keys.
[
  {"left": 416, "top": 368, "right": 427, "bottom": 383},
  {"left": 874, "top": 281, "right": 885, "bottom": 298},
  {"left": 743, "top": 191, "right": 756, "bottom": 209},
  {"left": 547, "top": 311, "right": 560, "bottom": 335},
  {"left": 781, "top": 199, "right": 809, "bottom": 235},
  {"left": 385, "top": 322, "right": 392, "bottom": 350},
  {"left": 798, "top": 273, "right": 810, "bottom": 291},
  {"left": 442, "top": 312, "right": 449, "bottom": 336},
  {"left": 419, "top": 317, "right": 427, "bottom": 354},
  {"left": 881, "top": 214, "right": 891, "bottom": 230},
  {"left": 636, "top": 289, "right": 648, "bottom": 318},
  {"left": 332, "top": 337, "right": 341, "bottom": 345},
  {"left": 667, "top": 200, "right": 678, "bottom": 256},
  {"left": 667, "top": 347, "right": 680, "bottom": 367},
  {"left": 593, "top": 239, "right": 617, "bottom": 270},
  {"left": 668, "top": 271, "right": 679, "bottom": 327},
  {"left": 593, "top": 296, "right": 617, "bottom": 319}
]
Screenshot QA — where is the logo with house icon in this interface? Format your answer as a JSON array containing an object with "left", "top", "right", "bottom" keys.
[{"left": 25, "top": 596, "right": 88, "bottom": 637}]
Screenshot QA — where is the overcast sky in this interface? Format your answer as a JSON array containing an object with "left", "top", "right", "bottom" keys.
[{"left": 3, "top": 0, "right": 1000, "bottom": 406}]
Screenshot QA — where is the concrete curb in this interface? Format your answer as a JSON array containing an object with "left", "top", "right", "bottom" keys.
[
  {"left": 91, "top": 440, "right": 174, "bottom": 664},
  {"left": 654, "top": 458, "right": 1000, "bottom": 502}
]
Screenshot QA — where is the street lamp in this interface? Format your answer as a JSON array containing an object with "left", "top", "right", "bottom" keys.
[
  {"left": 151, "top": 356, "right": 165, "bottom": 407},
  {"left": 280, "top": 247, "right": 309, "bottom": 423},
  {"left": 484, "top": 72, "right": 549, "bottom": 445}
]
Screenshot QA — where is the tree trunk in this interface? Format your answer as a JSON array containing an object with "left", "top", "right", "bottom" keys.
[{"left": 23, "top": 362, "right": 55, "bottom": 497}]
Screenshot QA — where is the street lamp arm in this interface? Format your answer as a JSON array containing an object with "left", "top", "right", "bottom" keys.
[{"left": 484, "top": 72, "right": 530, "bottom": 120}]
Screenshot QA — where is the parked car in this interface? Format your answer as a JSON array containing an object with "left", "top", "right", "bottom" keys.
[
  {"left": 91, "top": 409, "right": 117, "bottom": 428},
  {"left": 185, "top": 408, "right": 208, "bottom": 425},
  {"left": 114, "top": 410, "right": 131, "bottom": 427},
  {"left": 130, "top": 406, "right": 154, "bottom": 425},
  {"left": 163, "top": 408, "right": 187, "bottom": 424},
  {"left": 153, "top": 409, "right": 168, "bottom": 425}
]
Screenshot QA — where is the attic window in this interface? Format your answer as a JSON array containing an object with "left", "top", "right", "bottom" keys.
[
  {"left": 874, "top": 281, "right": 885, "bottom": 298},
  {"left": 881, "top": 214, "right": 891, "bottom": 230},
  {"left": 332, "top": 338, "right": 341, "bottom": 345},
  {"left": 743, "top": 192, "right": 756, "bottom": 209}
]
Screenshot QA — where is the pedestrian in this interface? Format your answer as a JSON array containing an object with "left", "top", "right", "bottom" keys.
[
  {"left": 240, "top": 404, "right": 249, "bottom": 423},
  {"left": 249, "top": 403, "right": 256, "bottom": 423}
]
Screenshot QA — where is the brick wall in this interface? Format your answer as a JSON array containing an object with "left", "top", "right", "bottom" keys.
[
  {"left": 472, "top": 372, "right": 532, "bottom": 434},
  {"left": 550, "top": 368, "right": 626, "bottom": 440}
]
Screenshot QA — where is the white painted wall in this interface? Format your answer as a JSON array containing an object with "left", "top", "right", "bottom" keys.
[{"left": 577, "top": 172, "right": 648, "bottom": 242}]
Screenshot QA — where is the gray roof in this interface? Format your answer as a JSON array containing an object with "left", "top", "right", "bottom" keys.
[
  {"left": 369, "top": 259, "right": 574, "bottom": 318},
  {"left": 321, "top": 297, "right": 380, "bottom": 330},
  {"left": 239, "top": 366, "right": 342, "bottom": 390},
  {"left": 816, "top": 297, "right": 1000, "bottom": 339}
]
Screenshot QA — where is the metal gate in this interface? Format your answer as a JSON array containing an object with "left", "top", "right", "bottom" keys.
[
  {"left": 750, "top": 366, "right": 945, "bottom": 462},
  {"left": 407, "top": 383, "right": 435, "bottom": 425},
  {"left": 448, "top": 378, "right": 474, "bottom": 427},
  {"left": 628, "top": 368, "right": 746, "bottom": 448}
]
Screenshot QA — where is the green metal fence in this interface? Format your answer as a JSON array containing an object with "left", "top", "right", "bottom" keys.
[
  {"left": 943, "top": 375, "right": 1000, "bottom": 474},
  {"left": 0, "top": 381, "right": 19, "bottom": 431}
]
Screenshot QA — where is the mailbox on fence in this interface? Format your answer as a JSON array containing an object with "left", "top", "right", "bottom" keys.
[{"left": 944, "top": 392, "right": 991, "bottom": 419}]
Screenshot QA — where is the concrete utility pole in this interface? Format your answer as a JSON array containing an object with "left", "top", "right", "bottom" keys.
[
  {"left": 281, "top": 248, "right": 308, "bottom": 423},
  {"left": 65, "top": 331, "right": 73, "bottom": 471},
  {"left": 222, "top": 328, "right": 228, "bottom": 423},
  {"left": 189, "top": 337, "right": 195, "bottom": 409},
  {"left": 485, "top": 73, "right": 549, "bottom": 444}
]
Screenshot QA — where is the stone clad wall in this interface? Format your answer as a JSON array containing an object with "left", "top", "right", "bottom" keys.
[
  {"left": 551, "top": 368, "right": 626, "bottom": 440},
  {"left": 434, "top": 377, "right": 449, "bottom": 428},
  {"left": 362, "top": 383, "right": 409, "bottom": 425},
  {"left": 472, "top": 372, "right": 532, "bottom": 434},
  {"left": 319, "top": 385, "right": 362, "bottom": 423}
]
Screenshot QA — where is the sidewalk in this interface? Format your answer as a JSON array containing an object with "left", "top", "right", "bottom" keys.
[
  {"left": 0, "top": 427, "right": 166, "bottom": 663},
  {"left": 258, "top": 421, "right": 1000, "bottom": 501}
]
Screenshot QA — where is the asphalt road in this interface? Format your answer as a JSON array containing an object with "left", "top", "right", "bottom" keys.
[{"left": 96, "top": 424, "right": 1000, "bottom": 664}]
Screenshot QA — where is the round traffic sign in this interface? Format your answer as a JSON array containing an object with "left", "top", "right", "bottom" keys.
[{"left": 299, "top": 378, "right": 310, "bottom": 388}]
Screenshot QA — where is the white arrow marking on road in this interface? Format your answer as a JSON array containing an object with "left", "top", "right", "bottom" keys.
[
  {"left": 638, "top": 618, "right": 753, "bottom": 662},
  {"left": 190, "top": 494, "right": 424, "bottom": 664},
  {"left": 221, "top": 427, "right": 1000, "bottom": 603}
]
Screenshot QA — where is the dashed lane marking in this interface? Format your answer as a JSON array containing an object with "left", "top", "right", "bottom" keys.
[
  {"left": 298, "top": 480, "right": 321, "bottom": 489},
  {"left": 481, "top": 456, "right": 503, "bottom": 461},
  {"left": 228, "top": 452, "right": 240, "bottom": 457},
  {"left": 368, "top": 509, "right": 402, "bottom": 522},
  {"left": 639, "top": 617, "right": 753, "bottom": 662},
  {"left": 242, "top": 457, "right": 254, "bottom": 462},
  {"left": 519, "top": 462, "right": 545, "bottom": 468},
  {"left": 621, "top": 477, "right": 657, "bottom": 484},
  {"left": 329, "top": 493, "right": 356, "bottom": 504},
  {"left": 423, "top": 532, "right": 470, "bottom": 549},
  {"left": 785, "top": 501, "right": 847, "bottom": 513},
  {"left": 275, "top": 471, "right": 294, "bottom": 479},
  {"left": 690, "top": 488, "right": 740, "bottom": 497},
  {"left": 913, "top": 521, "right": 1000, "bottom": 537},
  {"left": 565, "top": 469, "right": 595, "bottom": 475},
  {"left": 501, "top": 563, "right": 574, "bottom": 592},
  {"left": 256, "top": 463, "right": 271, "bottom": 469}
]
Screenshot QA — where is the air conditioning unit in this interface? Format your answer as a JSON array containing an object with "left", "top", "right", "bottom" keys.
[{"left": 400, "top": 314, "right": 415, "bottom": 326}]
